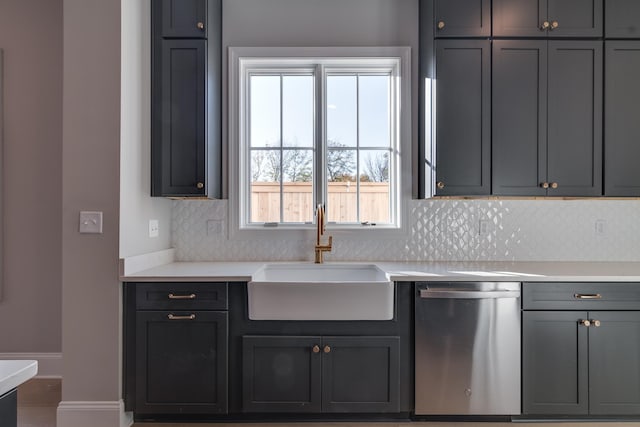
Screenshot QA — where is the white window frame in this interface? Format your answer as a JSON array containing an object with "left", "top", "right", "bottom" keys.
[{"left": 229, "top": 47, "right": 411, "bottom": 240}]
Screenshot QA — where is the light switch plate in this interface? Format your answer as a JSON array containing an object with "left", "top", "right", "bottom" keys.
[{"left": 79, "top": 211, "right": 103, "bottom": 234}]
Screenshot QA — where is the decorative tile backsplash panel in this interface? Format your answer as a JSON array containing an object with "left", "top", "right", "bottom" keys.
[{"left": 172, "top": 199, "right": 640, "bottom": 262}]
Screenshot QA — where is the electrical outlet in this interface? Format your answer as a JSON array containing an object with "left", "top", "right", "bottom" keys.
[
  {"left": 595, "top": 219, "right": 606, "bottom": 236},
  {"left": 149, "top": 219, "right": 159, "bottom": 238},
  {"left": 479, "top": 219, "right": 492, "bottom": 235}
]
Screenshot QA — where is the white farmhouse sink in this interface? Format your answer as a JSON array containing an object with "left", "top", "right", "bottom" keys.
[{"left": 248, "top": 263, "right": 394, "bottom": 320}]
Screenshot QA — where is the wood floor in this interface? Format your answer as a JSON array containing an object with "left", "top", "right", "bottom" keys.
[{"left": 15, "top": 379, "right": 638, "bottom": 427}]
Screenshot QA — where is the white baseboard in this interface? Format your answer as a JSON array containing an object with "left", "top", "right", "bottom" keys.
[
  {"left": 57, "top": 400, "right": 133, "bottom": 427},
  {"left": 0, "top": 353, "right": 62, "bottom": 378}
]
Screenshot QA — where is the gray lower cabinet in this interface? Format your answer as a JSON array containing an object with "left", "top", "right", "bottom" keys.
[
  {"left": 433, "top": 0, "right": 491, "bottom": 37},
  {"left": 242, "top": 335, "right": 400, "bottom": 413},
  {"left": 492, "top": 40, "right": 602, "bottom": 196},
  {"left": 124, "top": 282, "right": 229, "bottom": 415},
  {"left": 493, "top": 0, "right": 602, "bottom": 37},
  {"left": 523, "top": 282, "right": 640, "bottom": 416},
  {"left": 605, "top": 41, "right": 640, "bottom": 196},
  {"left": 434, "top": 39, "right": 490, "bottom": 196}
]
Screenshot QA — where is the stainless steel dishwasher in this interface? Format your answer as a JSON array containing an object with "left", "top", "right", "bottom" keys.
[{"left": 415, "top": 282, "right": 521, "bottom": 416}]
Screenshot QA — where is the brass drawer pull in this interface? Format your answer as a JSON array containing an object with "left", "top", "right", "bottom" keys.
[
  {"left": 540, "top": 21, "right": 550, "bottom": 31},
  {"left": 579, "top": 319, "right": 591, "bottom": 327},
  {"left": 324, "top": 345, "right": 331, "bottom": 354},
  {"left": 550, "top": 20, "right": 559, "bottom": 30},
  {"left": 312, "top": 345, "right": 320, "bottom": 353},
  {"left": 574, "top": 293, "right": 602, "bottom": 300},
  {"left": 167, "top": 314, "right": 196, "bottom": 320},
  {"left": 437, "top": 20, "right": 446, "bottom": 30},
  {"left": 168, "top": 293, "right": 196, "bottom": 300},
  {"left": 196, "top": 22, "right": 205, "bottom": 30},
  {"left": 592, "top": 319, "right": 601, "bottom": 327}
]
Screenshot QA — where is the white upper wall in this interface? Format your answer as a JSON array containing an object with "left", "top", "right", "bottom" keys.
[{"left": 120, "top": 0, "right": 172, "bottom": 258}]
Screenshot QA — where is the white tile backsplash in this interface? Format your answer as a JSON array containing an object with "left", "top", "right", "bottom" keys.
[{"left": 171, "top": 199, "right": 640, "bottom": 262}]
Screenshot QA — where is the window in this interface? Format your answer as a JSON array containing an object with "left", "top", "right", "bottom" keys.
[{"left": 229, "top": 47, "right": 411, "bottom": 233}]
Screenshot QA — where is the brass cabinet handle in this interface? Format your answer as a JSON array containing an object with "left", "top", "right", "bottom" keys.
[
  {"left": 574, "top": 293, "right": 602, "bottom": 299},
  {"left": 541, "top": 182, "right": 549, "bottom": 189},
  {"left": 196, "top": 182, "right": 204, "bottom": 189},
  {"left": 436, "top": 181, "right": 445, "bottom": 189},
  {"left": 197, "top": 22, "right": 205, "bottom": 30},
  {"left": 592, "top": 319, "right": 601, "bottom": 327},
  {"left": 437, "top": 20, "right": 445, "bottom": 30},
  {"left": 579, "top": 319, "right": 591, "bottom": 327},
  {"left": 167, "top": 314, "right": 196, "bottom": 320},
  {"left": 550, "top": 182, "right": 559, "bottom": 189},
  {"left": 324, "top": 345, "right": 331, "bottom": 354},
  {"left": 540, "top": 21, "right": 550, "bottom": 31},
  {"left": 168, "top": 293, "right": 196, "bottom": 300},
  {"left": 550, "top": 20, "right": 559, "bottom": 30},
  {"left": 312, "top": 345, "right": 320, "bottom": 353}
]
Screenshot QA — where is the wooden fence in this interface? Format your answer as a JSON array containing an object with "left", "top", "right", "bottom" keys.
[{"left": 251, "top": 182, "right": 389, "bottom": 223}]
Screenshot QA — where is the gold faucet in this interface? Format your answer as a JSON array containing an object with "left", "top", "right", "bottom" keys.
[{"left": 314, "top": 204, "right": 332, "bottom": 263}]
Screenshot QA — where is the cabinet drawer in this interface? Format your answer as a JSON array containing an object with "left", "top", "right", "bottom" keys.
[
  {"left": 523, "top": 282, "right": 640, "bottom": 310},
  {"left": 134, "top": 282, "right": 227, "bottom": 310}
]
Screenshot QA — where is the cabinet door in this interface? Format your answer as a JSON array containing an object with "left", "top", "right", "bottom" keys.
[
  {"left": 321, "top": 336, "right": 400, "bottom": 413},
  {"left": 493, "top": 0, "right": 545, "bottom": 37},
  {"left": 522, "top": 311, "right": 589, "bottom": 415},
  {"left": 158, "top": 0, "right": 207, "bottom": 38},
  {"left": 548, "top": 0, "right": 603, "bottom": 37},
  {"left": 492, "top": 40, "right": 548, "bottom": 196},
  {"left": 242, "top": 336, "right": 322, "bottom": 413},
  {"left": 589, "top": 311, "right": 640, "bottom": 415},
  {"left": 606, "top": 0, "right": 640, "bottom": 38},
  {"left": 135, "top": 311, "right": 228, "bottom": 414},
  {"left": 605, "top": 41, "right": 640, "bottom": 196},
  {"left": 547, "top": 41, "right": 602, "bottom": 196},
  {"left": 434, "top": 0, "right": 491, "bottom": 37},
  {"left": 152, "top": 39, "right": 206, "bottom": 196},
  {"left": 434, "top": 40, "right": 491, "bottom": 196}
]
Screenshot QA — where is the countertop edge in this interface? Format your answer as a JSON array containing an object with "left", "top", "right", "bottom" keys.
[{"left": 0, "top": 360, "right": 38, "bottom": 397}]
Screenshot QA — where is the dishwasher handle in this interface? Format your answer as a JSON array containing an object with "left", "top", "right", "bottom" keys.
[{"left": 419, "top": 289, "right": 520, "bottom": 299}]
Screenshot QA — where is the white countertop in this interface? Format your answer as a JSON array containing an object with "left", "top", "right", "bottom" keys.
[
  {"left": 0, "top": 360, "right": 37, "bottom": 397},
  {"left": 121, "top": 260, "right": 640, "bottom": 283}
]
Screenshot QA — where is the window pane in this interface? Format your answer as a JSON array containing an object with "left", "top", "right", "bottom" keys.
[
  {"left": 282, "top": 149, "right": 314, "bottom": 223},
  {"left": 250, "top": 149, "right": 281, "bottom": 223},
  {"left": 359, "top": 75, "right": 390, "bottom": 148},
  {"left": 283, "top": 75, "right": 314, "bottom": 148},
  {"left": 359, "top": 150, "right": 390, "bottom": 224},
  {"left": 327, "top": 149, "right": 357, "bottom": 223},
  {"left": 327, "top": 75, "right": 357, "bottom": 147},
  {"left": 250, "top": 75, "right": 280, "bottom": 148}
]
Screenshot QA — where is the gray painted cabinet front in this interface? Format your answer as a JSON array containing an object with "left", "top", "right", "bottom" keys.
[
  {"left": 493, "top": 40, "right": 602, "bottom": 196},
  {"left": 493, "top": 0, "right": 602, "bottom": 37},
  {"left": 523, "top": 311, "right": 589, "bottom": 415},
  {"left": 160, "top": 0, "right": 207, "bottom": 38},
  {"left": 434, "top": 0, "right": 491, "bottom": 37},
  {"left": 605, "top": 41, "right": 640, "bottom": 196},
  {"left": 605, "top": 0, "right": 640, "bottom": 38},
  {"left": 242, "top": 335, "right": 400, "bottom": 414},
  {"left": 434, "top": 40, "right": 491, "bottom": 195}
]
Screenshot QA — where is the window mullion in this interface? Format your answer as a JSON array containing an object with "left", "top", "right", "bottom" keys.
[
  {"left": 315, "top": 64, "right": 325, "bottom": 221},
  {"left": 356, "top": 73, "right": 361, "bottom": 224},
  {"left": 279, "top": 74, "right": 284, "bottom": 223}
]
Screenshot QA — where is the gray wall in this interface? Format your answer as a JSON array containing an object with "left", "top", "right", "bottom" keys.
[
  {"left": 61, "top": 0, "right": 121, "bottom": 406},
  {"left": 0, "top": 0, "right": 62, "bottom": 353},
  {"left": 221, "top": 0, "right": 419, "bottom": 196},
  {"left": 120, "top": 0, "right": 172, "bottom": 258}
]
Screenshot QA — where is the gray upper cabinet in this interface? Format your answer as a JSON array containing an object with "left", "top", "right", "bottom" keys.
[
  {"left": 151, "top": 0, "right": 222, "bottom": 198},
  {"left": 605, "top": 41, "right": 640, "bottom": 196},
  {"left": 434, "top": 40, "right": 491, "bottom": 195},
  {"left": 434, "top": 0, "right": 491, "bottom": 37},
  {"left": 493, "top": 40, "right": 602, "bottom": 196},
  {"left": 493, "top": 0, "right": 603, "bottom": 37},
  {"left": 605, "top": 0, "right": 640, "bottom": 38},
  {"left": 160, "top": 0, "right": 207, "bottom": 38}
]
